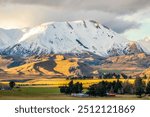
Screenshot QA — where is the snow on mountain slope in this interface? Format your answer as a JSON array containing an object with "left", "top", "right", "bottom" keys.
[
  {"left": 6, "top": 20, "right": 131, "bottom": 56},
  {"left": 0, "top": 20, "right": 144, "bottom": 57},
  {"left": 138, "top": 37, "right": 150, "bottom": 54},
  {"left": 0, "top": 28, "right": 24, "bottom": 49}
]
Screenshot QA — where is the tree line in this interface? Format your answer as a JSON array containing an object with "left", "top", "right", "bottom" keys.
[
  {"left": 66, "top": 72, "right": 131, "bottom": 80},
  {"left": 60, "top": 78, "right": 150, "bottom": 98},
  {"left": 87, "top": 77, "right": 150, "bottom": 98}
]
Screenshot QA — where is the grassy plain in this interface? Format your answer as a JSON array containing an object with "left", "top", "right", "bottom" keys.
[
  {"left": 1, "top": 78, "right": 148, "bottom": 88},
  {"left": 0, "top": 87, "right": 150, "bottom": 100},
  {"left": 1, "top": 78, "right": 150, "bottom": 100}
]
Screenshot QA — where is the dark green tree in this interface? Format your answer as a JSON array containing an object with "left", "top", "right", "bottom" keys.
[
  {"left": 134, "top": 77, "right": 145, "bottom": 98},
  {"left": 87, "top": 81, "right": 107, "bottom": 97},
  {"left": 96, "top": 82, "right": 107, "bottom": 96},
  {"left": 114, "top": 79, "right": 122, "bottom": 93},
  {"left": 9, "top": 81, "right": 16, "bottom": 89},
  {"left": 74, "top": 82, "right": 83, "bottom": 93},
  {"left": 59, "top": 81, "right": 83, "bottom": 94},
  {"left": 105, "top": 81, "right": 112, "bottom": 92},
  {"left": 122, "top": 81, "right": 134, "bottom": 94},
  {"left": 87, "top": 84, "right": 97, "bottom": 96},
  {"left": 68, "top": 80, "right": 74, "bottom": 94},
  {"left": 59, "top": 86, "right": 68, "bottom": 93}
]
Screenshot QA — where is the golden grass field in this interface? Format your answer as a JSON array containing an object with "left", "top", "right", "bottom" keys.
[
  {"left": 1, "top": 78, "right": 150, "bottom": 100},
  {"left": 1, "top": 78, "right": 149, "bottom": 88}
]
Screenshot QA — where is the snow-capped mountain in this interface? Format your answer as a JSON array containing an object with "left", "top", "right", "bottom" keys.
[
  {"left": 0, "top": 20, "right": 144, "bottom": 57},
  {"left": 0, "top": 28, "right": 24, "bottom": 50}
]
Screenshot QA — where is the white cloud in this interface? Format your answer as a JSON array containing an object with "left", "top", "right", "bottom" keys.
[{"left": 0, "top": 0, "right": 149, "bottom": 40}]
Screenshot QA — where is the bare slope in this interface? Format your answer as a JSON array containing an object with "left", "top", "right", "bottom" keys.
[
  {"left": 98, "top": 53, "right": 150, "bottom": 76},
  {"left": 5, "top": 55, "right": 93, "bottom": 77}
]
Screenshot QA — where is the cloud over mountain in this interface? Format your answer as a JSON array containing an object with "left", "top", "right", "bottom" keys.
[{"left": 0, "top": 0, "right": 149, "bottom": 34}]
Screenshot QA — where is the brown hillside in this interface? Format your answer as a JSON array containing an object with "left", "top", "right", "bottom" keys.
[
  {"left": 5, "top": 55, "right": 93, "bottom": 77},
  {"left": 101, "top": 53, "right": 149, "bottom": 70},
  {"left": 141, "top": 68, "right": 150, "bottom": 78},
  {"left": 0, "top": 56, "right": 12, "bottom": 70}
]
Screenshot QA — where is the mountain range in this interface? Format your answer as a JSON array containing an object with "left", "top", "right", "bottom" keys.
[
  {"left": 0, "top": 20, "right": 150, "bottom": 78},
  {"left": 0, "top": 20, "right": 148, "bottom": 57}
]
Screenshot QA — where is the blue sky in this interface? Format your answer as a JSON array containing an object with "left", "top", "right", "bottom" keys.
[
  {"left": 0, "top": 0, "right": 149, "bottom": 41},
  {"left": 124, "top": 20, "right": 150, "bottom": 40},
  {"left": 122, "top": 8, "right": 150, "bottom": 40}
]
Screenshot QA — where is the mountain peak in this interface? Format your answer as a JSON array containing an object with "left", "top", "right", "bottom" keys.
[{"left": 0, "top": 20, "right": 148, "bottom": 57}]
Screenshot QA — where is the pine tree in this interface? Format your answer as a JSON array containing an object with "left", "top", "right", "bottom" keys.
[
  {"left": 96, "top": 82, "right": 107, "bottom": 96},
  {"left": 68, "top": 80, "right": 74, "bottom": 94},
  {"left": 9, "top": 81, "right": 16, "bottom": 89},
  {"left": 87, "top": 84, "right": 97, "bottom": 96},
  {"left": 60, "top": 81, "right": 83, "bottom": 94},
  {"left": 87, "top": 82, "right": 107, "bottom": 97},
  {"left": 114, "top": 79, "right": 122, "bottom": 93},
  {"left": 134, "top": 77, "right": 145, "bottom": 98},
  {"left": 122, "top": 81, "right": 133, "bottom": 94}
]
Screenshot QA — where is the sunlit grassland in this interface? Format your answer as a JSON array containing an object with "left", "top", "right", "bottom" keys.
[
  {"left": 0, "top": 87, "right": 150, "bottom": 100},
  {"left": 1, "top": 79, "right": 150, "bottom": 100},
  {"left": 1, "top": 78, "right": 149, "bottom": 88}
]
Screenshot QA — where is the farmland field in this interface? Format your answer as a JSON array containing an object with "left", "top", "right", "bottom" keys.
[
  {"left": 1, "top": 78, "right": 150, "bottom": 100},
  {"left": 1, "top": 78, "right": 149, "bottom": 88},
  {"left": 0, "top": 87, "right": 150, "bottom": 100}
]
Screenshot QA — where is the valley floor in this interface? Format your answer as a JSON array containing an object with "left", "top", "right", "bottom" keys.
[
  {"left": 1, "top": 78, "right": 149, "bottom": 88},
  {"left": 0, "top": 87, "right": 150, "bottom": 100},
  {"left": 1, "top": 77, "right": 150, "bottom": 100}
]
